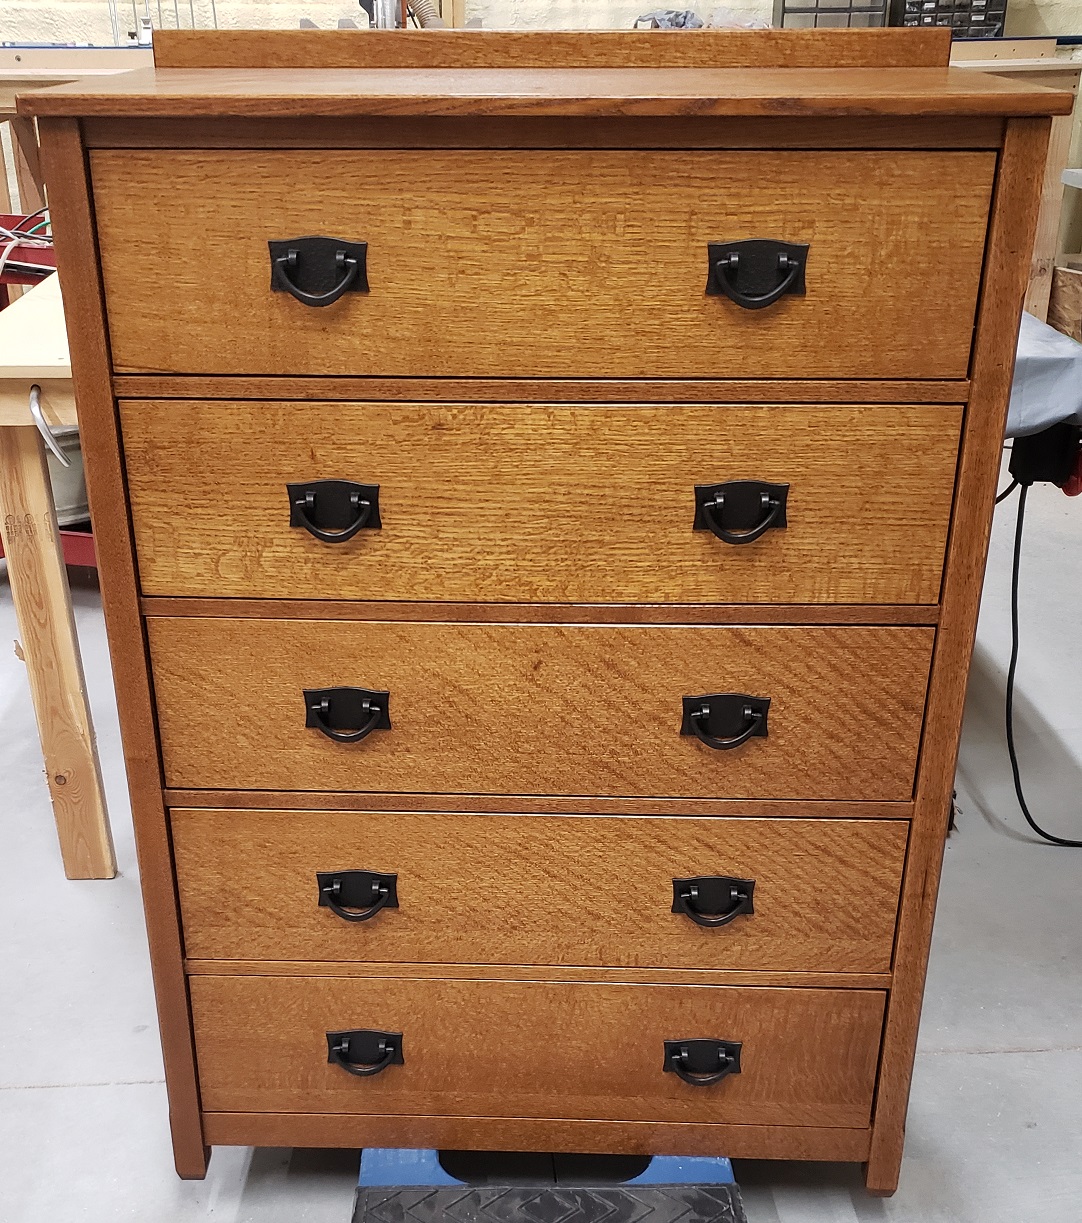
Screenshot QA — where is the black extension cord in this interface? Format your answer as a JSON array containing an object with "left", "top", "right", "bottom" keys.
[{"left": 1001, "top": 482, "right": 1082, "bottom": 846}]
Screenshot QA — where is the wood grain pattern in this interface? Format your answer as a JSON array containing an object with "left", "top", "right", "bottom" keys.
[
  {"left": 864, "top": 117, "right": 1054, "bottom": 1195},
  {"left": 153, "top": 29, "right": 952, "bottom": 71},
  {"left": 171, "top": 810, "right": 907, "bottom": 972},
  {"left": 164, "top": 790, "right": 915, "bottom": 819},
  {"left": 33, "top": 116, "right": 209, "bottom": 1179},
  {"left": 142, "top": 599, "right": 941, "bottom": 626},
  {"left": 147, "top": 619, "right": 934, "bottom": 800},
  {"left": 202, "top": 1112, "right": 872, "bottom": 1162},
  {"left": 91, "top": 149, "right": 995, "bottom": 379},
  {"left": 113, "top": 376, "right": 971, "bottom": 403},
  {"left": 0, "top": 425, "right": 115, "bottom": 879},
  {"left": 81, "top": 115, "right": 1005, "bottom": 151},
  {"left": 122, "top": 401, "right": 960, "bottom": 605},
  {"left": 185, "top": 960, "right": 892, "bottom": 989},
  {"left": 19, "top": 66, "right": 1073, "bottom": 121},
  {"left": 190, "top": 975, "right": 886, "bottom": 1128}
]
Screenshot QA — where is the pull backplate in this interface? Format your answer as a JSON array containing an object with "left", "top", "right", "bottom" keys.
[
  {"left": 694, "top": 481, "right": 789, "bottom": 543},
  {"left": 317, "top": 870, "right": 399, "bottom": 922},
  {"left": 672, "top": 876, "right": 756, "bottom": 927},
  {"left": 305, "top": 687, "right": 392, "bottom": 742},
  {"left": 663, "top": 1038, "right": 743, "bottom": 1086},
  {"left": 706, "top": 239, "right": 808, "bottom": 309},
  {"left": 326, "top": 1028, "right": 404, "bottom": 1077},
  {"left": 269, "top": 236, "right": 369, "bottom": 305},
  {"left": 288, "top": 479, "right": 381, "bottom": 540}
]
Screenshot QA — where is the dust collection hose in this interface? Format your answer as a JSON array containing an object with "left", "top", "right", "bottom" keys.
[{"left": 410, "top": 0, "right": 447, "bottom": 26}]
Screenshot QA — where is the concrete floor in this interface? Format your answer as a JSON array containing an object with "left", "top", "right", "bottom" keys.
[{"left": 1, "top": 475, "right": 1080, "bottom": 1222}]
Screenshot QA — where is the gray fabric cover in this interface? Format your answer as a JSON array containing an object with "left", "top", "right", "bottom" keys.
[{"left": 1008, "top": 312, "right": 1082, "bottom": 438}]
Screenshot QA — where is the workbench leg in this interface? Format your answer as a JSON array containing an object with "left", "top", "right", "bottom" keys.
[
  {"left": 0, "top": 425, "right": 116, "bottom": 879},
  {"left": 1024, "top": 109, "right": 1075, "bottom": 321}
]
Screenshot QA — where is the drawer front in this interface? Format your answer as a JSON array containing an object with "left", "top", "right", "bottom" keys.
[
  {"left": 93, "top": 149, "right": 993, "bottom": 378},
  {"left": 123, "top": 400, "right": 961, "bottom": 605},
  {"left": 190, "top": 975, "right": 885, "bottom": 1127},
  {"left": 148, "top": 619, "right": 933, "bottom": 800},
  {"left": 173, "top": 810, "right": 908, "bottom": 973}
]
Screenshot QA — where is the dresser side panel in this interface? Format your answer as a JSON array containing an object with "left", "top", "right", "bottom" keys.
[
  {"left": 865, "top": 115, "right": 1053, "bottom": 1194},
  {"left": 34, "top": 116, "right": 208, "bottom": 1180}
]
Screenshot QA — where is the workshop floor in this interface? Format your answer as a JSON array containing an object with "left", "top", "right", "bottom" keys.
[{"left": 1, "top": 475, "right": 1080, "bottom": 1223}]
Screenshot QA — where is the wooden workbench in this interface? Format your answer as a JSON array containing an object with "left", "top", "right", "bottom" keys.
[
  {"left": 1, "top": 48, "right": 153, "bottom": 216},
  {"left": 953, "top": 40, "right": 1081, "bottom": 318},
  {"left": 0, "top": 273, "right": 115, "bottom": 878}
]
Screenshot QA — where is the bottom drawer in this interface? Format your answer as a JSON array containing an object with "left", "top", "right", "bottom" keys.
[{"left": 190, "top": 975, "right": 885, "bottom": 1128}]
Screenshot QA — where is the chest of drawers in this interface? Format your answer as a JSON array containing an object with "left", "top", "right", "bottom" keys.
[{"left": 21, "top": 27, "right": 1070, "bottom": 1197}]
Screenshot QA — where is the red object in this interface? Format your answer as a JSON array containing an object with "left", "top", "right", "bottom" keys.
[
  {"left": 0, "top": 213, "right": 57, "bottom": 287},
  {"left": 0, "top": 525, "right": 97, "bottom": 568},
  {"left": 1065, "top": 446, "right": 1082, "bottom": 497}
]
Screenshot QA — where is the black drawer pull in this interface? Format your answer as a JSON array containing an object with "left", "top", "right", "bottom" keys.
[
  {"left": 317, "top": 870, "right": 399, "bottom": 923},
  {"left": 706, "top": 239, "right": 808, "bottom": 311},
  {"left": 269, "top": 236, "right": 369, "bottom": 307},
  {"left": 304, "top": 686, "right": 391, "bottom": 744},
  {"left": 327, "top": 1029, "right": 403, "bottom": 1078},
  {"left": 694, "top": 481, "right": 789, "bottom": 546},
  {"left": 663, "top": 1039, "right": 742, "bottom": 1087},
  {"left": 288, "top": 479, "right": 381, "bottom": 543},
  {"left": 681, "top": 693, "right": 770, "bottom": 751},
  {"left": 672, "top": 876, "right": 755, "bottom": 928}
]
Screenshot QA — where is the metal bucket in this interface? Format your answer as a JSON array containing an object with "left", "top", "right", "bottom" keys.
[{"left": 46, "top": 426, "right": 89, "bottom": 526}]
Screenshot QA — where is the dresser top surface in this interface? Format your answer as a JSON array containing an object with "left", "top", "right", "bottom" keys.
[{"left": 18, "top": 64, "right": 1073, "bottom": 120}]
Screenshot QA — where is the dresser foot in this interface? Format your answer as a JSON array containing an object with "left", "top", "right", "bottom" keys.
[
  {"left": 174, "top": 1141, "right": 211, "bottom": 1180},
  {"left": 862, "top": 1154, "right": 901, "bottom": 1197}
]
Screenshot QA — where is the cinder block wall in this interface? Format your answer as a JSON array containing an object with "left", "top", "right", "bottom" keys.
[
  {"left": 2, "top": 0, "right": 1076, "bottom": 47},
  {"left": 3, "top": 0, "right": 771, "bottom": 43}
]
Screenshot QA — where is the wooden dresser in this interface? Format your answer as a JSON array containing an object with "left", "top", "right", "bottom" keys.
[{"left": 20, "top": 28, "right": 1071, "bottom": 1196}]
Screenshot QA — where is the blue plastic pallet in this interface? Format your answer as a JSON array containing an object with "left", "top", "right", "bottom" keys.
[
  {"left": 359, "top": 1147, "right": 735, "bottom": 1187},
  {"left": 353, "top": 1148, "right": 745, "bottom": 1223}
]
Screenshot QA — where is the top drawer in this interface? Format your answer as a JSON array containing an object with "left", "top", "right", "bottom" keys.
[{"left": 91, "top": 149, "right": 994, "bottom": 379}]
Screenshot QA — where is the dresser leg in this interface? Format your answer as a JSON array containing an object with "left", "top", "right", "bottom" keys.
[{"left": 862, "top": 1142, "right": 902, "bottom": 1196}]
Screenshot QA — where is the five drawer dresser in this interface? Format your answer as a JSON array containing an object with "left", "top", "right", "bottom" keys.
[{"left": 20, "top": 27, "right": 1071, "bottom": 1196}]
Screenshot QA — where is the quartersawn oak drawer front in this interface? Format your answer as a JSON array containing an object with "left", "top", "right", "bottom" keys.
[
  {"left": 122, "top": 400, "right": 961, "bottom": 605},
  {"left": 92, "top": 149, "right": 994, "bottom": 378},
  {"left": 147, "top": 619, "right": 933, "bottom": 800},
  {"left": 172, "top": 810, "right": 908, "bottom": 973},
  {"left": 190, "top": 975, "right": 885, "bottom": 1127}
]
